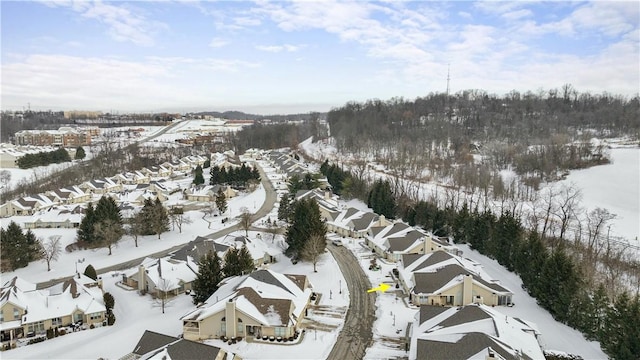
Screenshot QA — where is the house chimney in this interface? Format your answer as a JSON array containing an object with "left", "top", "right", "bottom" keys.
[
  {"left": 225, "top": 298, "right": 237, "bottom": 338},
  {"left": 138, "top": 265, "right": 146, "bottom": 293}
]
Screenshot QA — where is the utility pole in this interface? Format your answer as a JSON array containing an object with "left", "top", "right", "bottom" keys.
[{"left": 445, "top": 64, "right": 451, "bottom": 120}]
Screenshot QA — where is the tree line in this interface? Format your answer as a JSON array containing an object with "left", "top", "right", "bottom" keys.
[
  {"left": 16, "top": 148, "right": 71, "bottom": 169},
  {"left": 317, "top": 159, "right": 638, "bottom": 359},
  {"left": 209, "top": 163, "right": 260, "bottom": 187}
]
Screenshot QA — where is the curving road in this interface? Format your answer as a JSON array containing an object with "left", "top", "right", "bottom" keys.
[
  {"left": 37, "top": 160, "right": 277, "bottom": 289},
  {"left": 326, "top": 245, "right": 376, "bottom": 360}
]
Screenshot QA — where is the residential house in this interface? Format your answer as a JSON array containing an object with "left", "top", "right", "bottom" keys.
[
  {"left": 294, "top": 189, "right": 340, "bottom": 222},
  {"left": 218, "top": 234, "right": 278, "bottom": 267},
  {"left": 122, "top": 257, "right": 198, "bottom": 297},
  {"left": 0, "top": 194, "right": 56, "bottom": 217},
  {"left": 172, "top": 236, "right": 232, "bottom": 264},
  {"left": 46, "top": 186, "right": 90, "bottom": 205},
  {"left": 111, "top": 171, "right": 150, "bottom": 185},
  {"left": 183, "top": 155, "right": 208, "bottom": 168},
  {"left": 142, "top": 165, "right": 172, "bottom": 179},
  {"left": 22, "top": 205, "right": 84, "bottom": 229},
  {"left": 327, "top": 208, "right": 392, "bottom": 239},
  {"left": 366, "top": 222, "right": 459, "bottom": 262},
  {"left": 0, "top": 276, "right": 106, "bottom": 348},
  {"left": 149, "top": 179, "right": 181, "bottom": 196},
  {"left": 181, "top": 270, "right": 312, "bottom": 341},
  {"left": 408, "top": 304, "right": 544, "bottom": 360},
  {"left": 211, "top": 151, "right": 241, "bottom": 170},
  {"left": 119, "top": 330, "right": 232, "bottom": 360},
  {"left": 80, "top": 178, "right": 123, "bottom": 195},
  {"left": 399, "top": 251, "right": 513, "bottom": 307}
]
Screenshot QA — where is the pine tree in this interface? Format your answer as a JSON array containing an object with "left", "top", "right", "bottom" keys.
[
  {"left": 150, "top": 198, "right": 170, "bottom": 239},
  {"left": 215, "top": 188, "right": 227, "bottom": 214},
  {"left": 193, "top": 251, "right": 223, "bottom": 305},
  {"left": 2, "top": 221, "right": 27, "bottom": 270},
  {"left": 602, "top": 292, "right": 640, "bottom": 359},
  {"left": 367, "top": 179, "right": 396, "bottom": 219},
  {"left": 277, "top": 193, "right": 291, "bottom": 222},
  {"left": 209, "top": 165, "right": 221, "bottom": 185},
  {"left": 538, "top": 248, "right": 581, "bottom": 322},
  {"left": 237, "top": 245, "right": 255, "bottom": 275},
  {"left": 77, "top": 203, "right": 97, "bottom": 244},
  {"left": 75, "top": 146, "right": 86, "bottom": 160},
  {"left": 285, "top": 198, "right": 327, "bottom": 260},
  {"left": 193, "top": 165, "right": 204, "bottom": 185},
  {"left": 223, "top": 247, "right": 241, "bottom": 277}
]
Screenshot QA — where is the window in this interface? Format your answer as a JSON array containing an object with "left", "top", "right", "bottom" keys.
[
  {"left": 237, "top": 318, "right": 243, "bottom": 334},
  {"left": 52, "top": 317, "right": 62, "bottom": 326},
  {"left": 13, "top": 308, "right": 19, "bottom": 319},
  {"left": 89, "top": 313, "right": 102, "bottom": 321},
  {"left": 74, "top": 313, "right": 83, "bottom": 323},
  {"left": 221, "top": 317, "right": 226, "bottom": 335},
  {"left": 0, "top": 311, "right": 3, "bottom": 322},
  {"left": 27, "top": 321, "right": 45, "bottom": 334},
  {"left": 275, "top": 327, "right": 287, "bottom": 337}
]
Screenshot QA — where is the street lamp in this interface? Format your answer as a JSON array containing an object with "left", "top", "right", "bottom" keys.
[{"left": 339, "top": 280, "right": 342, "bottom": 294}]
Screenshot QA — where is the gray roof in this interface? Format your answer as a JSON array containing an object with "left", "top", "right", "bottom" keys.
[
  {"left": 344, "top": 207, "right": 359, "bottom": 219},
  {"left": 350, "top": 212, "right": 378, "bottom": 231},
  {"left": 418, "top": 305, "right": 449, "bottom": 324},
  {"left": 171, "top": 237, "right": 229, "bottom": 262},
  {"left": 384, "top": 223, "right": 411, "bottom": 237},
  {"left": 416, "top": 332, "right": 529, "bottom": 360},
  {"left": 132, "top": 330, "right": 177, "bottom": 355},
  {"left": 387, "top": 230, "right": 424, "bottom": 252},
  {"left": 402, "top": 254, "right": 424, "bottom": 268},
  {"left": 248, "top": 270, "right": 294, "bottom": 296},
  {"left": 413, "top": 264, "right": 511, "bottom": 295},
  {"left": 412, "top": 251, "right": 455, "bottom": 271}
]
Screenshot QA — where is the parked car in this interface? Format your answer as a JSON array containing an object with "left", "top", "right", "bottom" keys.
[{"left": 332, "top": 239, "right": 343, "bottom": 246}]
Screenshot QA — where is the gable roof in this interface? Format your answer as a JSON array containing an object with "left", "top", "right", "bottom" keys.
[
  {"left": 132, "top": 330, "right": 178, "bottom": 356},
  {"left": 412, "top": 264, "right": 511, "bottom": 295},
  {"left": 412, "top": 304, "right": 544, "bottom": 360}
]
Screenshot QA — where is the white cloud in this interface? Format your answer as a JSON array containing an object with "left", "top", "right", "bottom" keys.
[
  {"left": 209, "top": 37, "right": 229, "bottom": 48},
  {"left": 502, "top": 9, "right": 533, "bottom": 21},
  {"left": 45, "top": 1, "right": 166, "bottom": 46},
  {"left": 255, "top": 44, "right": 303, "bottom": 53}
]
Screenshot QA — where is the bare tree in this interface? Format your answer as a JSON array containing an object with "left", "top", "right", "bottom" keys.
[
  {"left": 127, "top": 212, "right": 145, "bottom": 247},
  {"left": 94, "top": 219, "right": 124, "bottom": 255},
  {"left": 154, "top": 278, "right": 175, "bottom": 314},
  {"left": 202, "top": 203, "right": 217, "bottom": 229},
  {"left": 301, "top": 234, "right": 326, "bottom": 272},
  {"left": 40, "top": 235, "right": 62, "bottom": 271},
  {"left": 239, "top": 208, "right": 253, "bottom": 237},
  {"left": 0, "top": 170, "right": 11, "bottom": 190},
  {"left": 554, "top": 184, "right": 582, "bottom": 241},
  {"left": 169, "top": 207, "right": 192, "bottom": 233},
  {"left": 265, "top": 218, "right": 282, "bottom": 243}
]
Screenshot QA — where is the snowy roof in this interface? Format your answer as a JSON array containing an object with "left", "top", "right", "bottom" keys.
[
  {"left": 368, "top": 222, "right": 429, "bottom": 253},
  {"left": 1, "top": 276, "right": 106, "bottom": 325},
  {"left": 131, "top": 330, "right": 224, "bottom": 360},
  {"left": 181, "top": 269, "right": 311, "bottom": 327},
  {"left": 328, "top": 207, "right": 379, "bottom": 232},
  {"left": 137, "top": 257, "right": 198, "bottom": 291},
  {"left": 410, "top": 304, "right": 543, "bottom": 360}
]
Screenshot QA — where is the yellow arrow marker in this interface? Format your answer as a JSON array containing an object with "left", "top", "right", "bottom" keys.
[{"left": 367, "top": 283, "right": 391, "bottom": 293}]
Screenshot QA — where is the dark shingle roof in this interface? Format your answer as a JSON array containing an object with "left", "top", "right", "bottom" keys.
[
  {"left": 413, "top": 251, "right": 455, "bottom": 271},
  {"left": 387, "top": 230, "right": 424, "bottom": 252},
  {"left": 351, "top": 212, "right": 377, "bottom": 231},
  {"left": 418, "top": 305, "right": 449, "bottom": 324},
  {"left": 402, "top": 254, "right": 424, "bottom": 268},
  {"left": 164, "top": 338, "right": 222, "bottom": 360},
  {"left": 416, "top": 332, "right": 526, "bottom": 360},
  {"left": 132, "top": 330, "right": 178, "bottom": 355},
  {"left": 248, "top": 270, "right": 293, "bottom": 295},
  {"left": 413, "top": 264, "right": 511, "bottom": 295}
]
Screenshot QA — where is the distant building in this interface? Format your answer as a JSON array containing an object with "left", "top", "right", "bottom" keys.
[{"left": 14, "top": 128, "right": 91, "bottom": 147}]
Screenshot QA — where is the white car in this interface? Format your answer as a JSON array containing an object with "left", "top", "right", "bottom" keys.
[{"left": 332, "top": 239, "right": 343, "bottom": 246}]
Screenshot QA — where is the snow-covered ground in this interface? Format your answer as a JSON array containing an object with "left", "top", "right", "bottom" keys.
[{"left": 2, "top": 159, "right": 350, "bottom": 360}]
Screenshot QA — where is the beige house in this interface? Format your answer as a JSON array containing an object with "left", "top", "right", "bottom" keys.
[
  {"left": 366, "top": 222, "right": 459, "bottom": 262},
  {"left": 399, "top": 251, "right": 513, "bottom": 307},
  {"left": 80, "top": 178, "right": 123, "bottom": 195},
  {"left": 120, "top": 330, "right": 233, "bottom": 360},
  {"left": 409, "top": 304, "right": 544, "bottom": 360},
  {"left": 181, "top": 270, "right": 311, "bottom": 341},
  {"left": 22, "top": 206, "right": 83, "bottom": 229},
  {"left": 185, "top": 185, "right": 237, "bottom": 202},
  {"left": 122, "top": 257, "right": 198, "bottom": 297},
  {"left": 294, "top": 189, "right": 340, "bottom": 222},
  {"left": 46, "top": 186, "right": 90, "bottom": 205},
  {"left": 0, "top": 276, "right": 106, "bottom": 348},
  {"left": 0, "top": 194, "right": 56, "bottom": 217},
  {"left": 327, "top": 208, "right": 392, "bottom": 239}
]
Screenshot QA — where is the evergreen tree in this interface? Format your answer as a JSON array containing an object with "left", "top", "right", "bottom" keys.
[
  {"left": 215, "top": 188, "right": 227, "bottom": 214},
  {"left": 277, "top": 193, "right": 291, "bottom": 222},
  {"left": 491, "top": 211, "right": 522, "bottom": 271},
  {"left": 209, "top": 165, "right": 221, "bottom": 185},
  {"left": 84, "top": 264, "right": 97, "bottom": 280},
  {"left": 367, "top": 179, "right": 396, "bottom": 219},
  {"left": 193, "top": 165, "right": 205, "bottom": 185},
  {"left": 150, "top": 198, "right": 170, "bottom": 239},
  {"left": 452, "top": 202, "right": 471, "bottom": 243},
  {"left": 514, "top": 230, "right": 548, "bottom": 297},
  {"left": 1, "top": 221, "right": 28, "bottom": 270},
  {"left": 237, "top": 245, "right": 255, "bottom": 275},
  {"left": 193, "top": 251, "right": 223, "bottom": 305},
  {"left": 222, "top": 247, "right": 241, "bottom": 277},
  {"left": 75, "top": 146, "right": 86, "bottom": 160},
  {"left": 538, "top": 248, "right": 582, "bottom": 322},
  {"left": 602, "top": 292, "right": 640, "bottom": 359},
  {"left": 24, "top": 229, "right": 41, "bottom": 263},
  {"left": 77, "top": 203, "right": 97, "bottom": 244},
  {"left": 285, "top": 198, "right": 327, "bottom": 260},
  {"left": 103, "top": 292, "right": 115, "bottom": 312}
]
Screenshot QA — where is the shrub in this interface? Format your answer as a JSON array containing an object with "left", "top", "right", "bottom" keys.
[
  {"left": 46, "top": 328, "right": 54, "bottom": 339},
  {"left": 107, "top": 312, "right": 116, "bottom": 326}
]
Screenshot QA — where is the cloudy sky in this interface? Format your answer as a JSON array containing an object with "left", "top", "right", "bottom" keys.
[{"left": 2, "top": 1, "right": 638, "bottom": 114}]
